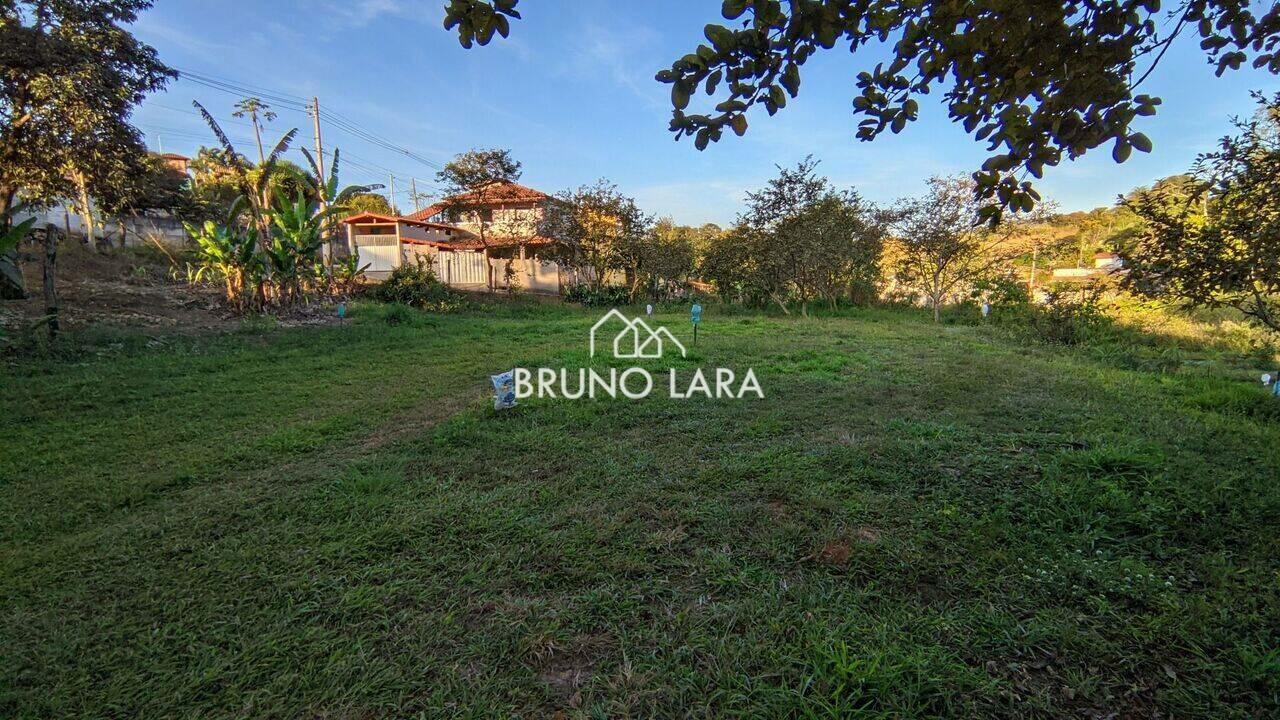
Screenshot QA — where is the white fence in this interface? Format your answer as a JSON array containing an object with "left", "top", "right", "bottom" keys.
[
  {"left": 356, "top": 240, "right": 610, "bottom": 295},
  {"left": 435, "top": 251, "right": 490, "bottom": 286}
]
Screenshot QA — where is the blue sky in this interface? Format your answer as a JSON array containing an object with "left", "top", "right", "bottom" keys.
[{"left": 132, "top": 0, "right": 1279, "bottom": 225}]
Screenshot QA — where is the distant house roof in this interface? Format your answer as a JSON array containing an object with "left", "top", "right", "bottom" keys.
[
  {"left": 159, "top": 152, "right": 190, "bottom": 161},
  {"left": 341, "top": 210, "right": 555, "bottom": 251},
  {"left": 405, "top": 180, "right": 550, "bottom": 223},
  {"left": 338, "top": 212, "right": 458, "bottom": 231}
]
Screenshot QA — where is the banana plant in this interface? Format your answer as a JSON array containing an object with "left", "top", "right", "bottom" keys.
[
  {"left": 194, "top": 100, "right": 298, "bottom": 241},
  {"left": 267, "top": 190, "right": 344, "bottom": 302},
  {"left": 333, "top": 250, "right": 371, "bottom": 296},
  {"left": 300, "top": 147, "right": 385, "bottom": 207},
  {"left": 300, "top": 147, "right": 383, "bottom": 263},
  {"left": 1, "top": 214, "right": 36, "bottom": 256},
  {"left": 185, "top": 219, "right": 261, "bottom": 309}
]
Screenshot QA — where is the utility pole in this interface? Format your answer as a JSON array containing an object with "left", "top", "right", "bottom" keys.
[
  {"left": 309, "top": 97, "right": 332, "bottom": 264},
  {"left": 389, "top": 174, "right": 397, "bottom": 214},
  {"left": 310, "top": 97, "right": 326, "bottom": 192},
  {"left": 411, "top": 178, "right": 420, "bottom": 212}
]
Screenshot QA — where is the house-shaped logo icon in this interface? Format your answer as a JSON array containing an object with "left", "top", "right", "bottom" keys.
[{"left": 590, "top": 308, "right": 687, "bottom": 359}]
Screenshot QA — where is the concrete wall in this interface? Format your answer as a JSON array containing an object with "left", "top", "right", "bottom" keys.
[{"left": 16, "top": 203, "right": 189, "bottom": 247}]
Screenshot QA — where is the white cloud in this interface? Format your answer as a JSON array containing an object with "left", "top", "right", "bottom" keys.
[
  {"left": 328, "top": 0, "right": 416, "bottom": 27},
  {"left": 560, "top": 22, "right": 668, "bottom": 113}
]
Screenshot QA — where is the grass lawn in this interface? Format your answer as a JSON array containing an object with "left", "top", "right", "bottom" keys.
[{"left": 2, "top": 302, "right": 1278, "bottom": 717}]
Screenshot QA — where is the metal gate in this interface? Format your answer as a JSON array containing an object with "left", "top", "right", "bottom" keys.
[{"left": 434, "top": 251, "right": 489, "bottom": 286}]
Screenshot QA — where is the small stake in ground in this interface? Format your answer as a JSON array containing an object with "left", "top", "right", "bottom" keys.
[{"left": 691, "top": 300, "right": 702, "bottom": 346}]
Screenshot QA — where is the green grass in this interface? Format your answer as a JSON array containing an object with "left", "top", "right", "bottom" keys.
[{"left": 2, "top": 302, "right": 1278, "bottom": 717}]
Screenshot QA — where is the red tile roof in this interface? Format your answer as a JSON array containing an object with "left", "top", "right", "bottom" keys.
[
  {"left": 338, "top": 212, "right": 457, "bottom": 231},
  {"left": 405, "top": 181, "right": 549, "bottom": 223}
]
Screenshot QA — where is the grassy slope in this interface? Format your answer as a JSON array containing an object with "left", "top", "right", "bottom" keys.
[{"left": 1, "top": 303, "right": 1277, "bottom": 718}]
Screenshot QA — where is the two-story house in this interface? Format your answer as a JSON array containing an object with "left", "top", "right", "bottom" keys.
[{"left": 339, "top": 180, "right": 567, "bottom": 290}]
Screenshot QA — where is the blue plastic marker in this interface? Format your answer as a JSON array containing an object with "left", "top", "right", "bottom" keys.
[{"left": 691, "top": 302, "right": 702, "bottom": 345}]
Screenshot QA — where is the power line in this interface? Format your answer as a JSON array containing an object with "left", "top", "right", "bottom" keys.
[
  {"left": 160, "top": 67, "right": 451, "bottom": 197},
  {"left": 173, "top": 67, "right": 446, "bottom": 174},
  {"left": 174, "top": 68, "right": 312, "bottom": 109},
  {"left": 145, "top": 101, "right": 423, "bottom": 180}
]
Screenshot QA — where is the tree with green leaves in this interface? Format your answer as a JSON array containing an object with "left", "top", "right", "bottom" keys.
[
  {"left": 189, "top": 146, "right": 250, "bottom": 221},
  {"left": 0, "top": 0, "right": 172, "bottom": 297},
  {"left": 341, "top": 192, "right": 395, "bottom": 217},
  {"left": 74, "top": 150, "right": 194, "bottom": 249},
  {"left": 443, "top": 0, "right": 1280, "bottom": 223},
  {"left": 435, "top": 148, "right": 524, "bottom": 290},
  {"left": 892, "top": 175, "right": 1039, "bottom": 322},
  {"left": 632, "top": 219, "right": 698, "bottom": 301},
  {"left": 736, "top": 157, "right": 830, "bottom": 314},
  {"left": 702, "top": 157, "right": 886, "bottom": 314},
  {"left": 1122, "top": 92, "right": 1280, "bottom": 333},
  {"left": 538, "top": 179, "right": 651, "bottom": 292},
  {"left": 232, "top": 97, "right": 277, "bottom": 165},
  {"left": 792, "top": 192, "right": 889, "bottom": 309}
]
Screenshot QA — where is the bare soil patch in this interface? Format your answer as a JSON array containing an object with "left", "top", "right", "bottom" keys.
[{"left": 1, "top": 241, "right": 344, "bottom": 337}]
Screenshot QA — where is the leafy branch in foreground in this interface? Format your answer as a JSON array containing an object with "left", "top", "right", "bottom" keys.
[{"left": 443, "top": 0, "right": 1280, "bottom": 222}]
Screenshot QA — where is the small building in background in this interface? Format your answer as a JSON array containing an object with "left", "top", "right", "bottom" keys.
[
  {"left": 1052, "top": 252, "right": 1126, "bottom": 281},
  {"left": 159, "top": 153, "right": 190, "bottom": 176},
  {"left": 1094, "top": 252, "right": 1123, "bottom": 269}
]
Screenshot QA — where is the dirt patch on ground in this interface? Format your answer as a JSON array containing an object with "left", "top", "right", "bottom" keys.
[
  {"left": 810, "top": 527, "right": 881, "bottom": 568},
  {"left": 361, "top": 392, "right": 483, "bottom": 451},
  {"left": 816, "top": 539, "right": 852, "bottom": 567},
  {"left": 533, "top": 632, "right": 616, "bottom": 709},
  {"left": 1, "top": 241, "right": 345, "bottom": 337},
  {"left": 3, "top": 241, "right": 235, "bottom": 334},
  {"left": 765, "top": 499, "right": 789, "bottom": 519}
]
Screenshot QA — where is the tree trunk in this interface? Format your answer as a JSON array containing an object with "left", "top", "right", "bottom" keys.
[
  {"left": 42, "top": 227, "right": 59, "bottom": 339},
  {"left": 932, "top": 296, "right": 942, "bottom": 323},
  {"left": 75, "top": 176, "right": 97, "bottom": 250}
]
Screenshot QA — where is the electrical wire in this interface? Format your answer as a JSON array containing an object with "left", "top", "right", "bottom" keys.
[{"left": 154, "top": 67, "right": 450, "bottom": 198}]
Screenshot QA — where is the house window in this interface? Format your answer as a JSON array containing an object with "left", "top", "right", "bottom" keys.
[{"left": 479, "top": 208, "right": 493, "bottom": 223}]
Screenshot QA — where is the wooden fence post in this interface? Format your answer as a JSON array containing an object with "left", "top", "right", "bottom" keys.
[{"left": 42, "top": 226, "right": 59, "bottom": 339}]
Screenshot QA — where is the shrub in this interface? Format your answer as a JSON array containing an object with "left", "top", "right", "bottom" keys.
[
  {"left": 562, "top": 284, "right": 630, "bottom": 307},
  {"left": 1184, "top": 380, "right": 1280, "bottom": 421},
  {"left": 373, "top": 260, "right": 464, "bottom": 312},
  {"left": 381, "top": 302, "right": 415, "bottom": 326},
  {"left": 1026, "top": 286, "right": 1111, "bottom": 345}
]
